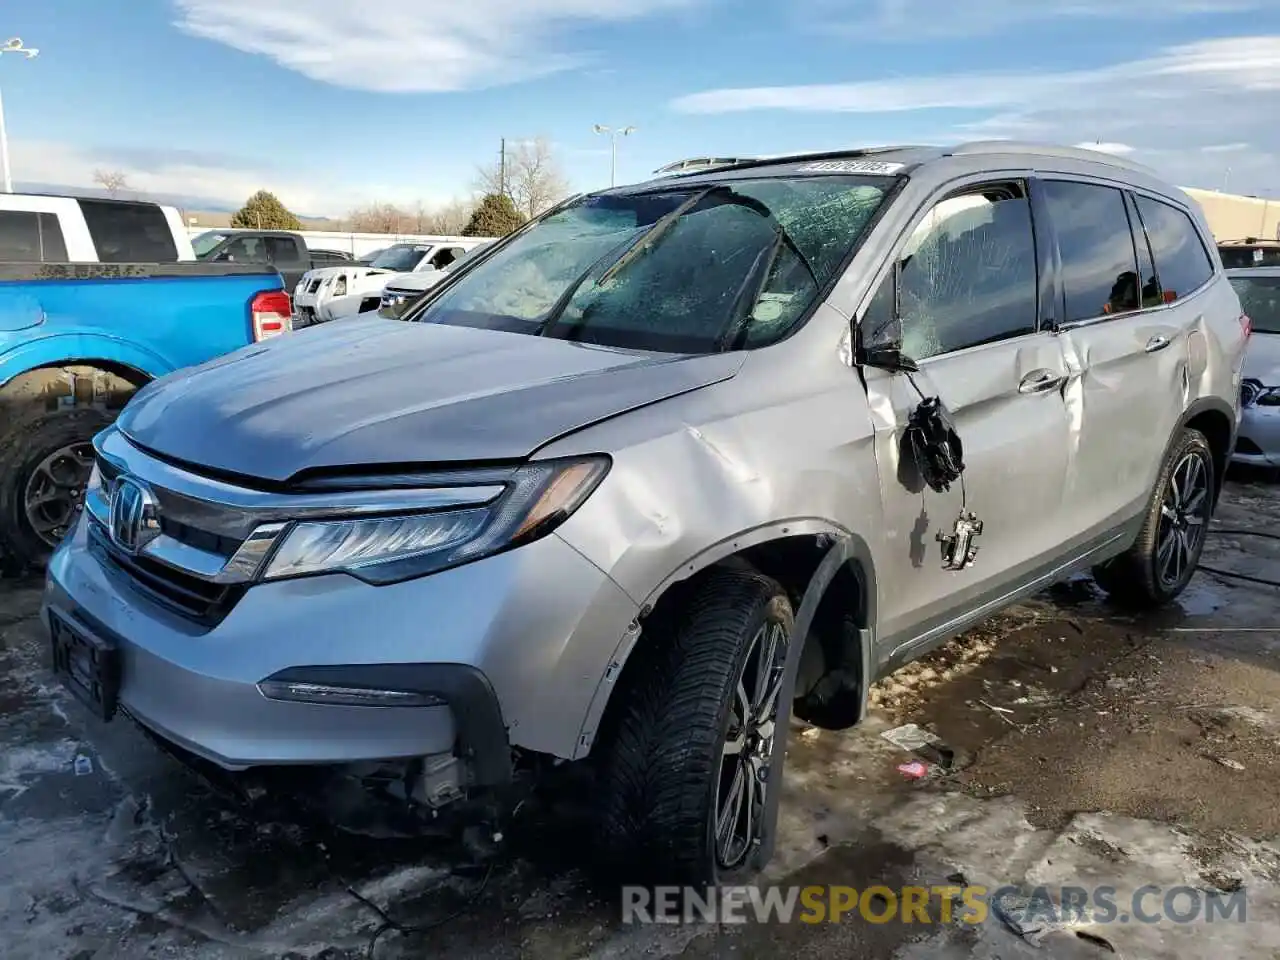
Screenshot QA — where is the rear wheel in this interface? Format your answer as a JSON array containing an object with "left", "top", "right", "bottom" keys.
[
  {"left": 1092, "top": 428, "right": 1214, "bottom": 607},
  {"left": 594, "top": 567, "right": 793, "bottom": 884}
]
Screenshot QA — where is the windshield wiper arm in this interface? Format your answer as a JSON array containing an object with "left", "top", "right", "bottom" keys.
[
  {"left": 534, "top": 238, "right": 637, "bottom": 337},
  {"left": 536, "top": 186, "right": 723, "bottom": 338},
  {"left": 596, "top": 185, "right": 726, "bottom": 287}
]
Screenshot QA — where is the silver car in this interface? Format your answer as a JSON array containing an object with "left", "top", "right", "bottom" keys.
[
  {"left": 1228, "top": 266, "right": 1280, "bottom": 467},
  {"left": 43, "top": 143, "right": 1246, "bottom": 883}
]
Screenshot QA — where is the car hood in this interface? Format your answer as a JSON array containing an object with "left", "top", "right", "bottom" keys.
[
  {"left": 117, "top": 317, "right": 744, "bottom": 483},
  {"left": 383, "top": 270, "right": 445, "bottom": 293},
  {"left": 1244, "top": 331, "right": 1280, "bottom": 386}
]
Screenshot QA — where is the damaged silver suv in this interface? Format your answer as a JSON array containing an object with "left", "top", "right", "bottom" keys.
[{"left": 44, "top": 142, "right": 1247, "bottom": 883}]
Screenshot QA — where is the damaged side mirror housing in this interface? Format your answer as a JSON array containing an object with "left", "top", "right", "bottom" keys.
[{"left": 855, "top": 267, "right": 918, "bottom": 373}]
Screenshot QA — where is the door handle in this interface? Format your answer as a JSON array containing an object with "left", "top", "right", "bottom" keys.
[
  {"left": 1018, "top": 368, "right": 1067, "bottom": 394},
  {"left": 1145, "top": 335, "right": 1172, "bottom": 353}
]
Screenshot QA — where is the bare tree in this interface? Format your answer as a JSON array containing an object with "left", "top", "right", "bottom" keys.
[
  {"left": 346, "top": 202, "right": 409, "bottom": 234},
  {"left": 92, "top": 169, "right": 131, "bottom": 198},
  {"left": 421, "top": 198, "right": 475, "bottom": 235},
  {"left": 475, "top": 137, "right": 571, "bottom": 219}
]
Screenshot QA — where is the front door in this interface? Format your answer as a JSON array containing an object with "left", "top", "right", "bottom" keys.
[{"left": 860, "top": 179, "right": 1075, "bottom": 657}]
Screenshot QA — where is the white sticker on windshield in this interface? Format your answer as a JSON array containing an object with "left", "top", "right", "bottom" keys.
[
  {"left": 796, "top": 159, "right": 906, "bottom": 175},
  {"left": 1255, "top": 247, "right": 1265, "bottom": 264}
]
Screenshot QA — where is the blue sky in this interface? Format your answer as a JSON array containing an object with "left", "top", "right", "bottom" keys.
[{"left": 2, "top": 1, "right": 1278, "bottom": 216}]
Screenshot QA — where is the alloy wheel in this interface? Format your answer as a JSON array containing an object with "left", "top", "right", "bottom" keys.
[
  {"left": 714, "top": 619, "right": 788, "bottom": 870},
  {"left": 23, "top": 441, "right": 95, "bottom": 546},
  {"left": 1156, "top": 450, "right": 1210, "bottom": 588}
]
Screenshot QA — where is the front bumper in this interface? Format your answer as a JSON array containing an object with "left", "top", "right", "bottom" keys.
[
  {"left": 44, "top": 515, "right": 638, "bottom": 772},
  {"left": 1233, "top": 403, "right": 1280, "bottom": 467}
]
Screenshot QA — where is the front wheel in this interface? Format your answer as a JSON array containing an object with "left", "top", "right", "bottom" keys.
[
  {"left": 1092, "top": 427, "right": 1215, "bottom": 607},
  {"left": 594, "top": 567, "right": 794, "bottom": 884}
]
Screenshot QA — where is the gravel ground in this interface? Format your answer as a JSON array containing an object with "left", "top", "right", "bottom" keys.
[{"left": 2, "top": 478, "right": 1280, "bottom": 959}]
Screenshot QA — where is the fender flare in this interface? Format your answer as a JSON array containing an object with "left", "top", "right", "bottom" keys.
[
  {"left": 1166, "top": 395, "right": 1237, "bottom": 501},
  {"left": 0, "top": 334, "right": 172, "bottom": 391},
  {"left": 572, "top": 518, "right": 876, "bottom": 759},
  {"left": 758, "top": 531, "right": 879, "bottom": 869}
]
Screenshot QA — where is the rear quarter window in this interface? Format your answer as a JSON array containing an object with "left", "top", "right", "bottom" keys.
[
  {"left": 78, "top": 199, "right": 178, "bottom": 263},
  {"left": 0, "top": 210, "right": 68, "bottom": 261},
  {"left": 1133, "top": 195, "right": 1214, "bottom": 302}
]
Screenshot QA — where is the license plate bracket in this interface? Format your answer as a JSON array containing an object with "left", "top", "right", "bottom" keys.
[{"left": 50, "top": 612, "right": 120, "bottom": 722}]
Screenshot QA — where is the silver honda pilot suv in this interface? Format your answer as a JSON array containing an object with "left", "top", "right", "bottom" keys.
[{"left": 44, "top": 142, "right": 1247, "bottom": 883}]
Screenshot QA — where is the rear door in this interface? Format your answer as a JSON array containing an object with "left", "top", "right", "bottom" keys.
[
  {"left": 264, "top": 235, "right": 308, "bottom": 288},
  {"left": 1044, "top": 179, "right": 1205, "bottom": 534},
  {"left": 862, "top": 178, "right": 1076, "bottom": 654}
]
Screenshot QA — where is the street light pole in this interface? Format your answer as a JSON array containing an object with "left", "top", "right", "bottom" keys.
[
  {"left": 0, "top": 38, "right": 39, "bottom": 194},
  {"left": 593, "top": 124, "right": 636, "bottom": 188}
]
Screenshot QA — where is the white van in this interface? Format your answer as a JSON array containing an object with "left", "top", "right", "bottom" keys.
[{"left": 0, "top": 193, "right": 196, "bottom": 263}]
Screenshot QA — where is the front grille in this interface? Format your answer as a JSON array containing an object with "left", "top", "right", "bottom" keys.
[{"left": 88, "top": 522, "right": 242, "bottom": 627}]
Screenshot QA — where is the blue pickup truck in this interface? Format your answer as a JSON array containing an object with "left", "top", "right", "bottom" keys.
[{"left": 0, "top": 261, "right": 291, "bottom": 570}]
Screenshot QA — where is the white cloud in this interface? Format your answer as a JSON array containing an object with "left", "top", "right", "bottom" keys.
[
  {"left": 1073, "top": 142, "right": 1135, "bottom": 156},
  {"left": 802, "top": 0, "right": 1267, "bottom": 39},
  {"left": 172, "top": 0, "right": 696, "bottom": 93},
  {"left": 7, "top": 138, "right": 459, "bottom": 216},
  {"left": 669, "top": 36, "right": 1280, "bottom": 195}
]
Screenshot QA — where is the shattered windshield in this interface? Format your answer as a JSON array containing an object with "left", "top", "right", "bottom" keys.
[
  {"left": 191, "top": 231, "right": 229, "bottom": 258},
  {"left": 414, "top": 176, "right": 893, "bottom": 352},
  {"left": 370, "top": 245, "right": 429, "bottom": 272},
  {"left": 1231, "top": 275, "right": 1280, "bottom": 334}
]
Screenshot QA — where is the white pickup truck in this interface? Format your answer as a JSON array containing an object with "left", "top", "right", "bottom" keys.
[
  {"left": 0, "top": 193, "right": 196, "bottom": 263},
  {"left": 376, "top": 240, "right": 495, "bottom": 319},
  {"left": 291, "top": 238, "right": 490, "bottom": 327}
]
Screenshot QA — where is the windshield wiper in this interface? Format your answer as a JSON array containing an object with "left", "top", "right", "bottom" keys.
[
  {"left": 596, "top": 185, "right": 726, "bottom": 287},
  {"left": 534, "top": 237, "right": 639, "bottom": 337},
  {"left": 536, "top": 187, "right": 723, "bottom": 338}
]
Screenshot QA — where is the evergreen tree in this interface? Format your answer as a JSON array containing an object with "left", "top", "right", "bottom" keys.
[
  {"left": 462, "top": 193, "right": 527, "bottom": 238},
  {"left": 231, "top": 190, "right": 303, "bottom": 230}
]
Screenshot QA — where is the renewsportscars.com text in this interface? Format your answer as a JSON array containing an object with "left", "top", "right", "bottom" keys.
[{"left": 622, "top": 884, "right": 1247, "bottom": 926}]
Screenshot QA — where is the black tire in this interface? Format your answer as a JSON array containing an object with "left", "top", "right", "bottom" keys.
[
  {"left": 594, "top": 567, "right": 794, "bottom": 885},
  {"left": 1092, "top": 427, "right": 1215, "bottom": 608},
  {"left": 0, "top": 407, "right": 111, "bottom": 572}
]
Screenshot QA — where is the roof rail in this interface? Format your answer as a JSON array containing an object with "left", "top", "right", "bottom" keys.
[
  {"left": 944, "top": 141, "right": 1161, "bottom": 175},
  {"left": 651, "top": 145, "right": 930, "bottom": 179}
]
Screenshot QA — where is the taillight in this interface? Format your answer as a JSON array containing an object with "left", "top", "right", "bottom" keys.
[
  {"left": 1241, "top": 312, "right": 1253, "bottom": 339},
  {"left": 251, "top": 290, "right": 293, "bottom": 342}
]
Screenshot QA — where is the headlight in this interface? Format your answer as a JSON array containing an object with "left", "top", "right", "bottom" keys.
[
  {"left": 1242, "top": 380, "right": 1280, "bottom": 408},
  {"left": 260, "top": 456, "right": 610, "bottom": 585}
]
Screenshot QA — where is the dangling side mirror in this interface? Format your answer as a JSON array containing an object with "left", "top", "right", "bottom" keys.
[{"left": 855, "top": 263, "right": 918, "bottom": 373}]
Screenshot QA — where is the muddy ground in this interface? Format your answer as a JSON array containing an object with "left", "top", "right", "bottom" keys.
[{"left": 3, "top": 479, "right": 1280, "bottom": 959}]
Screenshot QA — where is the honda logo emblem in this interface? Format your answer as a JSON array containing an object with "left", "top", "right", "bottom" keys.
[{"left": 108, "top": 476, "right": 160, "bottom": 554}]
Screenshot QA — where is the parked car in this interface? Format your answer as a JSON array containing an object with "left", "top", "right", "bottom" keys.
[
  {"left": 1218, "top": 239, "right": 1280, "bottom": 269},
  {"left": 292, "top": 239, "right": 490, "bottom": 327},
  {"left": 377, "top": 241, "right": 495, "bottom": 319},
  {"left": 0, "top": 261, "right": 291, "bottom": 569},
  {"left": 1228, "top": 266, "right": 1280, "bottom": 467},
  {"left": 191, "top": 229, "right": 346, "bottom": 291},
  {"left": 310, "top": 248, "right": 355, "bottom": 265},
  {"left": 0, "top": 193, "right": 196, "bottom": 263},
  {"left": 44, "top": 142, "right": 1245, "bottom": 884}
]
